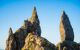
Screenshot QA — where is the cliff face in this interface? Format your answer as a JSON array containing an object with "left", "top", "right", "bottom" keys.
[{"left": 5, "top": 7, "right": 80, "bottom": 50}]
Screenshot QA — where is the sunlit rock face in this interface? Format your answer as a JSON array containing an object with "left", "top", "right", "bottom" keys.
[
  {"left": 22, "top": 32, "right": 56, "bottom": 50},
  {"left": 60, "top": 11, "right": 74, "bottom": 41}
]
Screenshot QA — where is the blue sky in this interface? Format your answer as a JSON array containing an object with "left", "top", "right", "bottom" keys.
[{"left": 0, "top": 0, "right": 80, "bottom": 49}]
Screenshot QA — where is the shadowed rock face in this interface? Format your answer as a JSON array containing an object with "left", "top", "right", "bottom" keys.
[{"left": 60, "top": 11, "right": 74, "bottom": 41}]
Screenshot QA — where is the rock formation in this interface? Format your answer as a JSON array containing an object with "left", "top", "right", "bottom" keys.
[
  {"left": 22, "top": 32, "right": 56, "bottom": 50},
  {"left": 5, "top": 7, "right": 41, "bottom": 50},
  {"left": 59, "top": 11, "right": 74, "bottom": 41},
  {"left": 28, "top": 7, "right": 41, "bottom": 36},
  {"left": 5, "top": 7, "right": 56, "bottom": 50},
  {"left": 5, "top": 28, "right": 16, "bottom": 50},
  {"left": 56, "top": 11, "right": 80, "bottom": 50},
  {"left": 5, "top": 8, "right": 80, "bottom": 50}
]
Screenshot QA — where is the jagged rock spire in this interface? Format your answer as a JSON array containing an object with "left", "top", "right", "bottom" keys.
[
  {"left": 60, "top": 11, "right": 74, "bottom": 41},
  {"left": 29, "top": 6, "right": 40, "bottom": 24},
  {"left": 32, "top": 6, "right": 37, "bottom": 18},
  {"left": 9, "top": 27, "right": 13, "bottom": 36},
  {"left": 27, "top": 6, "right": 41, "bottom": 36}
]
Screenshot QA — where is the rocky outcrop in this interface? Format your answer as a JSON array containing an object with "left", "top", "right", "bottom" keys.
[
  {"left": 28, "top": 7, "right": 41, "bottom": 36},
  {"left": 56, "top": 11, "right": 80, "bottom": 50},
  {"left": 5, "top": 7, "right": 80, "bottom": 50},
  {"left": 22, "top": 32, "right": 56, "bottom": 50},
  {"left": 5, "top": 28, "right": 17, "bottom": 50},
  {"left": 56, "top": 41, "right": 80, "bottom": 50},
  {"left": 59, "top": 11, "right": 74, "bottom": 41},
  {"left": 5, "top": 7, "right": 41, "bottom": 50}
]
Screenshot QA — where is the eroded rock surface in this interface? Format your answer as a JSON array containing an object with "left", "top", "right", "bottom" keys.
[{"left": 22, "top": 32, "right": 56, "bottom": 50}]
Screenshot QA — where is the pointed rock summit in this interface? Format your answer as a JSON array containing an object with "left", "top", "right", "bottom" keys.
[
  {"left": 29, "top": 7, "right": 40, "bottom": 24},
  {"left": 8, "top": 27, "right": 14, "bottom": 39},
  {"left": 60, "top": 11, "right": 74, "bottom": 41},
  {"left": 6, "top": 28, "right": 16, "bottom": 50},
  {"left": 28, "top": 7, "right": 41, "bottom": 36},
  {"left": 9, "top": 27, "right": 13, "bottom": 36},
  {"left": 32, "top": 6, "right": 37, "bottom": 17}
]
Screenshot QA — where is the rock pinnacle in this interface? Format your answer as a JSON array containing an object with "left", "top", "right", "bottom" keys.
[
  {"left": 29, "top": 7, "right": 40, "bottom": 24},
  {"left": 9, "top": 27, "right": 13, "bottom": 36},
  {"left": 60, "top": 11, "right": 74, "bottom": 41}
]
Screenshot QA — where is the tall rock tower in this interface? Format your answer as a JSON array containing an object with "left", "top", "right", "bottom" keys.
[
  {"left": 56, "top": 11, "right": 80, "bottom": 50},
  {"left": 60, "top": 11, "right": 74, "bottom": 41},
  {"left": 28, "top": 7, "right": 41, "bottom": 36},
  {"left": 29, "top": 7, "right": 40, "bottom": 24}
]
